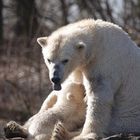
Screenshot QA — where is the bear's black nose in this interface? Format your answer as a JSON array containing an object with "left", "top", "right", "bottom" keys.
[{"left": 51, "top": 77, "right": 61, "bottom": 84}]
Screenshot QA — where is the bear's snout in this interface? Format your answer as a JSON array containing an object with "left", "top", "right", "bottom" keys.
[
  {"left": 53, "top": 83, "right": 61, "bottom": 91},
  {"left": 51, "top": 77, "right": 62, "bottom": 91},
  {"left": 50, "top": 68, "right": 62, "bottom": 91},
  {"left": 51, "top": 77, "right": 61, "bottom": 84}
]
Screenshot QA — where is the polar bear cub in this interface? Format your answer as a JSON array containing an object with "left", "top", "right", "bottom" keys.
[{"left": 5, "top": 82, "right": 86, "bottom": 140}]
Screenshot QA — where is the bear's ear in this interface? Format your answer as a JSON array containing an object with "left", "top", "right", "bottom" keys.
[
  {"left": 37, "top": 37, "right": 48, "bottom": 47},
  {"left": 67, "top": 93, "right": 74, "bottom": 100},
  {"left": 75, "top": 41, "right": 86, "bottom": 50}
]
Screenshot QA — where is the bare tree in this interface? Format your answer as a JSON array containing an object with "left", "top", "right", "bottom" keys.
[
  {"left": 0, "top": 0, "right": 3, "bottom": 45},
  {"left": 76, "top": 0, "right": 114, "bottom": 22},
  {"left": 60, "top": 0, "right": 69, "bottom": 25},
  {"left": 122, "top": 0, "right": 140, "bottom": 45},
  {"left": 14, "top": 0, "right": 38, "bottom": 38}
]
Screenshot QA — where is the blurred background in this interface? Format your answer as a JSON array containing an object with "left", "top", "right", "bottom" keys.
[{"left": 0, "top": 0, "right": 140, "bottom": 126}]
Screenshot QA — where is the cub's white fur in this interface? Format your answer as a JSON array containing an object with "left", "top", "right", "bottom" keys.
[{"left": 6, "top": 82, "right": 86, "bottom": 140}]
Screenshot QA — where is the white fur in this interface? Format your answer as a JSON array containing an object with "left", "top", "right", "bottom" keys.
[
  {"left": 23, "top": 82, "right": 86, "bottom": 140},
  {"left": 37, "top": 19, "right": 140, "bottom": 139}
]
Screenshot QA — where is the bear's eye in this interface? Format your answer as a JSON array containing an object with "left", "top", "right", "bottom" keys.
[
  {"left": 47, "top": 59, "right": 51, "bottom": 63},
  {"left": 61, "top": 59, "right": 69, "bottom": 65}
]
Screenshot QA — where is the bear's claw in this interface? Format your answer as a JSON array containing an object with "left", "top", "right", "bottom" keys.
[
  {"left": 51, "top": 121, "right": 68, "bottom": 140},
  {"left": 4, "top": 121, "right": 28, "bottom": 138}
]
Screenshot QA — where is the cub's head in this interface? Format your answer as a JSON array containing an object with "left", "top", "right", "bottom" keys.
[{"left": 37, "top": 28, "right": 90, "bottom": 90}]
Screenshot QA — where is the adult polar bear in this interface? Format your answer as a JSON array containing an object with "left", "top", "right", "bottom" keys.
[{"left": 37, "top": 19, "right": 140, "bottom": 139}]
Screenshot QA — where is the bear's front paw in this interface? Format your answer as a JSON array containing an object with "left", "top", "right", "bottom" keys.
[
  {"left": 51, "top": 121, "right": 68, "bottom": 140},
  {"left": 4, "top": 121, "right": 28, "bottom": 138}
]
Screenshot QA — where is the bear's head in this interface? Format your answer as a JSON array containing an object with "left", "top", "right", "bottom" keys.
[{"left": 37, "top": 23, "right": 95, "bottom": 90}]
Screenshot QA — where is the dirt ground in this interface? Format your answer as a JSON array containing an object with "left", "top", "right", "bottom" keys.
[{"left": 0, "top": 120, "right": 6, "bottom": 139}]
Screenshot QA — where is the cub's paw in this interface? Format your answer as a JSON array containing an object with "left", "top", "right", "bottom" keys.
[
  {"left": 51, "top": 121, "right": 69, "bottom": 140},
  {"left": 4, "top": 121, "right": 28, "bottom": 138}
]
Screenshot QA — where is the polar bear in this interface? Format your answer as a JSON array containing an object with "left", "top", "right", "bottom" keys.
[
  {"left": 37, "top": 19, "right": 140, "bottom": 139},
  {"left": 4, "top": 82, "right": 86, "bottom": 140}
]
